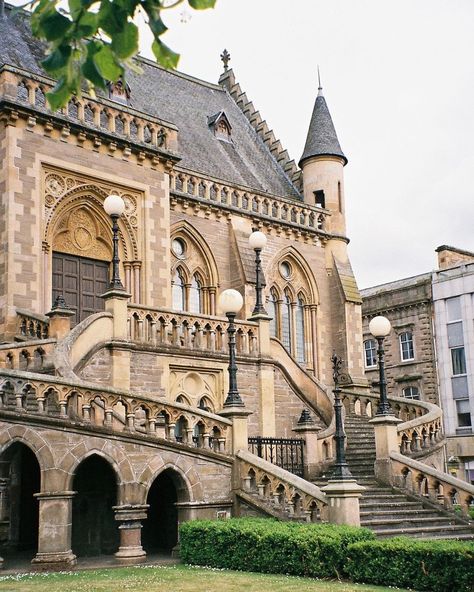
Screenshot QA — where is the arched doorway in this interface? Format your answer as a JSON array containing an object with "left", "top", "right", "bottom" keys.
[
  {"left": 71, "top": 455, "right": 119, "bottom": 557},
  {"left": 0, "top": 442, "right": 41, "bottom": 557},
  {"left": 142, "top": 469, "right": 188, "bottom": 553}
]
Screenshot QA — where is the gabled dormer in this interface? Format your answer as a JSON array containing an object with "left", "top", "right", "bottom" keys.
[
  {"left": 108, "top": 79, "right": 131, "bottom": 106},
  {"left": 208, "top": 111, "right": 232, "bottom": 142}
]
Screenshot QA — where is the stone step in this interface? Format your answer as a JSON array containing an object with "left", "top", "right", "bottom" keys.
[
  {"left": 360, "top": 508, "right": 441, "bottom": 520},
  {"left": 360, "top": 501, "right": 422, "bottom": 510},
  {"left": 374, "top": 524, "right": 474, "bottom": 539},
  {"left": 362, "top": 516, "right": 457, "bottom": 529}
]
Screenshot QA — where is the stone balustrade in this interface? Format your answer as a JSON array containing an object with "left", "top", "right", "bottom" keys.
[
  {"left": 341, "top": 390, "right": 444, "bottom": 457},
  {"left": 170, "top": 169, "right": 329, "bottom": 233},
  {"left": 390, "top": 452, "right": 474, "bottom": 519},
  {"left": 0, "top": 369, "right": 232, "bottom": 454},
  {"left": 237, "top": 449, "right": 327, "bottom": 522},
  {"left": 0, "top": 339, "right": 56, "bottom": 373},
  {"left": 2, "top": 67, "right": 177, "bottom": 154},
  {"left": 128, "top": 305, "right": 259, "bottom": 356},
  {"left": 15, "top": 309, "right": 49, "bottom": 341}
]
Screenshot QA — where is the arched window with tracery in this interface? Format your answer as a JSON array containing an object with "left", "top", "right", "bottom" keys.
[
  {"left": 170, "top": 224, "right": 218, "bottom": 315},
  {"left": 267, "top": 289, "right": 279, "bottom": 338},
  {"left": 189, "top": 274, "right": 202, "bottom": 313},
  {"left": 265, "top": 249, "right": 319, "bottom": 374},
  {"left": 296, "top": 295, "right": 306, "bottom": 363},
  {"left": 172, "top": 268, "right": 185, "bottom": 311},
  {"left": 281, "top": 291, "right": 292, "bottom": 352}
]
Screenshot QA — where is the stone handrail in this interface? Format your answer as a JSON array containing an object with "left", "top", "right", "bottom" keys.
[
  {"left": 340, "top": 390, "right": 444, "bottom": 457},
  {"left": 1, "top": 66, "right": 178, "bottom": 155},
  {"left": 0, "top": 339, "right": 56, "bottom": 373},
  {"left": 236, "top": 449, "right": 327, "bottom": 521},
  {"left": 390, "top": 452, "right": 474, "bottom": 519},
  {"left": 128, "top": 305, "right": 259, "bottom": 357},
  {"left": 15, "top": 308, "right": 49, "bottom": 340},
  {"left": 0, "top": 368, "right": 232, "bottom": 455},
  {"left": 170, "top": 169, "right": 329, "bottom": 234},
  {"left": 270, "top": 337, "right": 333, "bottom": 424}
]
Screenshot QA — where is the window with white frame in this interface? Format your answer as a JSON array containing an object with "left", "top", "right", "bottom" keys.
[
  {"left": 399, "top": 331, "right": 414, "bottom": 361},
  {"left": 451, "top": 347, "right": 467, "bottom": 376},
  {"left": 456, "top": 399, "right": 472, "bottom": 428},
  {"left": 403, "top": 386, "right": 420, "bottom": 400},
  {"left": 364, "top": 339, "right": 377, "bottom": 368}
]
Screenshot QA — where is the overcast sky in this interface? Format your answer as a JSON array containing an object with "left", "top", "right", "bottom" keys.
[{"left": 137, "top": 0, "right": 474, "bottom": 288}]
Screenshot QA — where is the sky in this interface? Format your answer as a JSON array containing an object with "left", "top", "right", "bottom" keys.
[{"left": 136, "top": 0, "right": 474, "bottom": 288}]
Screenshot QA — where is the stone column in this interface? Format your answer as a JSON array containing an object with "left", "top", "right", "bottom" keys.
[
  {"left": 293, "top": 409, "right": 320, "bottom": 480},
  {"left": 45, "top": 295, "right": 75, "bottom": 339},
  {"left": 219, "top": 407, "right": 252, "bottom": 455},
  {"left": 101, "top": 288, "right": 132, "bottom": 390},
  {"left": 113, "top": 505, "right": 148, "bottom": 563},
  {"left": 320, "top": 480, "right": 365, "bottom": 527},
  {"left": 31, "top": 492, "right": 76, "bottom": 570},
  {"left": 369, "top": 415, "right": 402, "bottom": 483}
]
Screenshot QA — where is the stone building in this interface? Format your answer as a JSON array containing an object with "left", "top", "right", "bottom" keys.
[
  {"left": 0, "top": 3, "right": 472, "bottom": 570},
  {"left": 361, "top": 246, "right": 474, "bottom": 484}
]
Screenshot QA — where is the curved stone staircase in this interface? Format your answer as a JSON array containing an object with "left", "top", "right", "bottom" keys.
[{"left": 335, "top": 413, "right": 474, "bottom": 540}]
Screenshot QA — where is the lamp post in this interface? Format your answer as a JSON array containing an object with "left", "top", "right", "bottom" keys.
[
  {"left": 218, "top": 289, "right": 244, "bottom": 407},
  {"left": 369, "top": 315, "right": 392, "bottom": 415},
  {"left": 248, "top": 230, "right": 268, "bottom": 317},
  {"left": 103, "top": 194, "right": 126, "bottom": 291},
  {"left": 330, "top": 352, "right": 353, "bottom": 480}
]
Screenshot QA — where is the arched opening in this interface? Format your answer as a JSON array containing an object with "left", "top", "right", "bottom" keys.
[
  {"left": 0, "top": 442, "right": 41, "bottom": 558},
  {"left": 142, "top": 469, "right": 188, "bottom": 554},
  {"left": 71, "top": 455, "right": 119, "bottom": 557}
]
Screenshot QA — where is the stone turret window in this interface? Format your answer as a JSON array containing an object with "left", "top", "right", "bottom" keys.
[
  {"left": 208, "top": 111, "right": 232, "bottom": 142},
  {"left": 314, "top": 190, "right": 325, "bottom": 209}
]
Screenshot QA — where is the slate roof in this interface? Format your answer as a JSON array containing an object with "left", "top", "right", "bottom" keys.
[
  {"left": 360, "top": 272, "right": 432, "bottom": 298},
  {"left": 0, "top": 4, "right": 300, "bottom": 199},
  {"left": 299, "top": 89, "right": 347, "bottom": 166}
]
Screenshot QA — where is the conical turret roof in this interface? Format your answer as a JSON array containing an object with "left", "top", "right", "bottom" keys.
[{"left": 299, "top": 87, "right": 347, "bottom": 166}]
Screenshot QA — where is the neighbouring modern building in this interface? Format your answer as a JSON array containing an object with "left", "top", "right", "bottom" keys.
[
  {"left": 361, "top": 245, "right": 474, "bottom": 484},
  {"left": 0, "top": 3, "right": 472, "bottom": 570}
]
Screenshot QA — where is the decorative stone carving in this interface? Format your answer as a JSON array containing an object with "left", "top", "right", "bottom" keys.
[
  {"left": 169, "top": 368, "right": 223, "bottom": 411},
  {"left": 53, "top": 207, "right": 111, "bottom": 261}
]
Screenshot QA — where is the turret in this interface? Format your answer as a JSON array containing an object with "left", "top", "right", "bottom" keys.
[{"left": 299, "top": 81, "right": 347, "bottom": 238}]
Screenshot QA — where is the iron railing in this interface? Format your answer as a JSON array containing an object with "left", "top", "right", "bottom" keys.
[{"left": 248, "top": 437, "right": 305, "bottom": 477}]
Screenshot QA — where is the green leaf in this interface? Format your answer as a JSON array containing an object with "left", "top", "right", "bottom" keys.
[
  {"left": 76, "top": 11, "right": 98, "bottom": 37},
  {"left": 148, "top": 15, "right": 167, "bottom": 38},
  {"left": 41, "top": 44, "right": 72, "bottom": 74},
  {"left": 37, "top": 10, "right": 72, "bottom": 41},
  {"left": 188, "top": 0, "right": 216, "bottom": 8},
  {"left": 152, "top": 39, "right": 179, "bottom": 69},
  {"left": 46, "top": 77, "right": 72, "bottom": 110},
  {"left": 111, "top": 21, "right": 138, "bottom": 58},
  {"left": 98, "top": 0, "right": 127, "bottom": 35},
  {"left": 93, "top": 44, "right": 123, "bottom": 80},
  {"left": 82, "top": 55, "right": 106, "bottom": 88}
]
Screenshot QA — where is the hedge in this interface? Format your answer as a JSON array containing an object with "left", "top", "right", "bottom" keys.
[
  {"left": 179, "top": 518, "right": 374, "bottom": 579},
  {"left": 346, "top": 537, "right": 474, "bottom": 592}
]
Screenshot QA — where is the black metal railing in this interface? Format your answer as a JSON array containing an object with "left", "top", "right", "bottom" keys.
[{"left": 248, "top": 437, "right": 305, "bottom": 477}]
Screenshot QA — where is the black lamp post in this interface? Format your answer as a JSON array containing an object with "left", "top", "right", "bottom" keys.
[
  {"left": 330, "top": 352, "right": 353, "bottom": 480},
  {"left": 103, "top": 194, "right": 126, "bottom": 290},
  {"left": 219, "top": 289, "right": 245, "bottom": 407},
  {"left": 248, "top": 230, "right": 268, "bottom": 317},
  {"left": 369, "top": 315, "right": 392, "bottom": 415}
]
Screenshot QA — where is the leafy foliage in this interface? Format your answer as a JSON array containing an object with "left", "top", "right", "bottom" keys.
[
  {"left": 179, "top": 518, "right": 375, "bottom": 579},
  {"left": 346, "top": 537, "right": 474, "bottom": 592},
  {"left": 22, "top": 0, "right": 216, "bottom": 109}
]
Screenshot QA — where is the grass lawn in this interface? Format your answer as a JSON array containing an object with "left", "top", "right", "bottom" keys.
[{"left": 0, "top": 564, "right": 412, "bottom": 592}]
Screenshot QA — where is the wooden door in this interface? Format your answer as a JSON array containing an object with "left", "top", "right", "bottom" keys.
[{"left": 52, "top": 252, "right": 109, "bottom": 324}]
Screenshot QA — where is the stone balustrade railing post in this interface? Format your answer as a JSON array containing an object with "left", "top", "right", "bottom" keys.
[
  {"left": 102, "top": 288, "right": 132, "bottom": 390},
  {"left": 369, "top": 414, "right": 402, "bottom": 483}
]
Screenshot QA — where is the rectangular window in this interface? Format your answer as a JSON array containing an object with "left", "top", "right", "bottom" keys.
[
  {"left": 314, "top": 190, "right": 325, "bottom": 209},
  {"left": 364, "top": 339, "right": 377, "bottom": 368},
  {"left": 451, "top": 347, "right": 467, "bottom": 375},
  {"left": 399, "top": 332, "right": 414, "bottom": 361},
  {"left": 446, "top": 296, "right": 462, "bottom": 322},
  {"left": 447, "top": 321, "right": 464, "bottom": 348},
  {"left": 402, "top": 386, "right": 420, "bottom": 400},
  {"left": 452, "top": 375, "right": 469, "bottom": 398},
  {"left": 456, "top": 399, "right": 472, "bottom": 427}
]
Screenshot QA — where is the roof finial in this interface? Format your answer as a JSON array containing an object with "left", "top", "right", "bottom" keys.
[
  {"left": 317, "top": 65, "right": 323, "bottom": 96},
  {"left": 220, "top": 49, "right": 231, "bottom": 71}
]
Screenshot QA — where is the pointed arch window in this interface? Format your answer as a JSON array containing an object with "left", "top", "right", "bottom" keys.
[
  {"left": 189, "top": 274, "right": 202, "bottom": 313},
  {"left": 268, "top": 290, "right": 279, "bottom": 337},
  {"left": 281, "top": 291, "right": 292, "bottom": 351},
  {"left": 296, "top": 295, "right": 306, "bottom": 363},
  {"left": 172, "top": 269, "right": 185, "bottom": 311}
]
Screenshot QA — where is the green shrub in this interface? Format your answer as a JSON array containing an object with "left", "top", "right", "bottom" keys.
[
  {"left": 346, "top": 537, "right": 474, "bottom": 592},
  {"left": 179, "top": 518, "right": 374, "bottom": 579}
]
